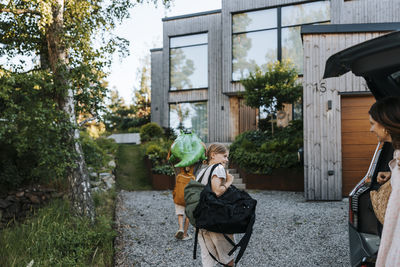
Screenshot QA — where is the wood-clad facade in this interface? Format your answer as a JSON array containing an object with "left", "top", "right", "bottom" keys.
[
  {"left": 302, "top": 24, "right": 400, "bottom": 200},
  {"left": 150, "top": 0, "right": 400, "bottom": 200}
]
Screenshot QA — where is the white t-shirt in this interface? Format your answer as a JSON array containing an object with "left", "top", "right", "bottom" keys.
[{"left": 196, "top": 164, "right": 226, "bottom": 185}]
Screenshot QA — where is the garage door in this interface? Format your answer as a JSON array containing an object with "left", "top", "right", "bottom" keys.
[{"left": 341, "top": 95, "right": 377, "bottom": 196}]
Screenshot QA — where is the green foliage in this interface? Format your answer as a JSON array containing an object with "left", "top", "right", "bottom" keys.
[
  {"left": 241, "top": 60, "right": 302, "bottom": 127},
  {"left": 80, "top": 132, "right": 118, "bottom": 172},
  {"left": 103, "top": 90, "right": 150, "bottom": 133},
  {"left": 81, "top": 132, "right": 105, "bottom": 170},
  {"left": 0, "top": 71, "right": 76, "bottom": 190},
  {"left": 0, "top": 0, "right": 170, "bottom": 192},
  {"left": 140, "top": 122, "right": 164, "bottom": 142},
  {"left": 229, "top": 120, "right": 303, "bottom": 174},
  {"left": 151, "top": 165, "right": 175, "bottom": 176},
  {"left": 142, "top": 139, "right": 174, "bottom": 176},
  {"left": 0, "top": 193, "right": 116, "bottom": 267}
]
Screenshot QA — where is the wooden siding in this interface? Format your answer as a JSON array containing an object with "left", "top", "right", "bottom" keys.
[
  {"left": 239, "top": 98, "right": 257, "bottom": 133},
  {"left": 150, "top": 50, "right": 165, "bottom": 127},
  {"left": 303, "top": 32, "right": 387, "bottom": 200},
  {"left": 229, "top": 97, "right": 240, "bottom": 141},
  {"left": 331, "top": 0, "right": 400, "bottom": 24},
  {"left": 341, "top": 95, "right": 376, "bottom": 196},
  {"left": 168, "top": 89, "right": 208, "bottom": 103},
  {"left": 162, "top": 12, "right": 232, "bottom": 142}
]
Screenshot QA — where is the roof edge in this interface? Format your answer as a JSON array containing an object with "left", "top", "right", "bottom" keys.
[
  {"left": 301, "top": 22, "right": 400, "bottom": 35},
  {"left": 162, "top": 9, "right": 221, "bottom": 22},
  {"left": 150, "top": 48, "right": 163, "bottom": 52}
]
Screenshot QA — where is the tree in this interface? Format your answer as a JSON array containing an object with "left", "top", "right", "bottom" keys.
[
  {"left": 132, "top": 55, "right": 151, "bottom": 118},
  {"left": 0, "top": 0, "right": 170, "bottom": 220},
  {"left": 241, "top": 60, "right": 302, "bottom": 134}
]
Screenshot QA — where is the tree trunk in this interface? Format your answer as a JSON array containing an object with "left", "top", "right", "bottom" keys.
[{"left": 46, "top": 0, "right": 95, "bottom": 221}]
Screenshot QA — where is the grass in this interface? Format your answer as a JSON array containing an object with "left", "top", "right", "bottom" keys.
[
  {"left": 115, "top": 144, "right": 152, "bottom": 190},
  {"left": 0, "top": 190, "right": 117, "bottom": 267}
]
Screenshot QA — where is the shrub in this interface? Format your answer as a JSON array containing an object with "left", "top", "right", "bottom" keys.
[
  {"left": 80, "top": 132, "right": 118, "bottom": 172},
  {"left": 230, "top": 120, "right": 303, "bottom": 174},
  {"left": 151, "top": 165, "right": 175, "bottom": 176},
  {"left": 95, "top": 136, "right": 118, "bottom": 155},
  {"left": 162, "top": 126, "right": 177, "bottom": 140},
  {"left": 80, "top": 132, "right": 105, "bottom": 171},
  {"left": 142, "top": 139, "right": 174, "bottom": 176},
  {"left": 139, "top": 122, "right": 164, "bottom": 142}
]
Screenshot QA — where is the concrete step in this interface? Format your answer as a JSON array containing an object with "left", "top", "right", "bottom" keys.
[
  {"left": 232, "top": 173, "right": 240, "bottom": 179},
  {"left": 234, "top": 183, "right": 246, "bottom": 190},
  {"left": 228, "top": 169, "right": 237, "bottom": 174},
  {"left": 233, "top": 178, "right": 243, "bottom": 184}
]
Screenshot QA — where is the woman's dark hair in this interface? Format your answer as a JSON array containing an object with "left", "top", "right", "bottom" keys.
[{"left": 369, "top": 96, "right": 400, "bottom": 149}]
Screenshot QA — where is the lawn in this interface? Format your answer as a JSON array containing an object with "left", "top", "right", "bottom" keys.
[{"left": 115, "top": 144, "right": 152, "bottom": 191}]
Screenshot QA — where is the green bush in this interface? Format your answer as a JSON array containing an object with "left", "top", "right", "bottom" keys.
[
  {"left": 230, "top": 120, "right": 303, "bottom": 174},
  {"left": 80, "top": 132, "right": 118, "bottom": 172},
  {"left": 95, "top": 136, "right": 118, "bottom": 155},
  {"left": 139, "top": 122, "right": 164, "bottom": 142},
  {"left": 151, "top": 165, "right": 175, "bottom": 176},
  {"left": 80, "top": 132, "right": 105, "bottom": 170},
  {"left": 0, "top": 71, "right": 76, "bottom": 191},
  {"left": 142, "top": 139, "right": 174, "bottom": 175}
]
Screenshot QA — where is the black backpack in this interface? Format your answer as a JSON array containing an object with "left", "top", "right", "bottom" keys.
[{"left": 192, "top": 164, "right": 257, "bottom": 266}]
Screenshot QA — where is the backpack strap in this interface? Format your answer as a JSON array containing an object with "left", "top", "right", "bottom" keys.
[
  {"left": 197, "top": 164, "right": 218, "bottom": 184},
  {"left": 228, "top": 213, "right": 256, "bottom": 264},
  {"left": 193, "top": 227, "right": 199, "bottom": 259},
  {"left": 222, "top": 233, "right": 236, "bottom": 247},
  {"left": 205, "top": 164, "right": 221, "bottom": 188}
]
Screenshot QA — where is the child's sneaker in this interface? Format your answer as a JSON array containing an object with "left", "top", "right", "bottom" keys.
[
  {"left": 175, "top": 230, "right": 184, "bottom": 239},
  {"left": 182, "top": 234, "right": 192, "bottom": 241}
]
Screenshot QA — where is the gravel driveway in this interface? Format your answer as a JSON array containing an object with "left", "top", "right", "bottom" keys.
[{"left": 114, "top": 190, "right": 350, "bottom": 267}]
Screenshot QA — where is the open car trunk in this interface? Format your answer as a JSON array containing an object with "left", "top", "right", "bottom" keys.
[{"left": 323, "top": 31, "right": 400, "bottom": 266}]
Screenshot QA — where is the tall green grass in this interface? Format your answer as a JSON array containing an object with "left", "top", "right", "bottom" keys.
[
  {"left": 115, "top": 144, "right": 151, "bottom": 190},
  {"left": 0, "top": 190, "right": 116, "bottom": 267}
]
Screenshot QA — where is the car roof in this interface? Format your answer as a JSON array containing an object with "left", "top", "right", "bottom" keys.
[{"left": 323, "top": 31, "right": 400, "bottom": 99}]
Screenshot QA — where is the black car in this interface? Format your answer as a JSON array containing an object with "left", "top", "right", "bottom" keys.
[{"left": 323, "top": 31, "right": 400, "bottom": 267}]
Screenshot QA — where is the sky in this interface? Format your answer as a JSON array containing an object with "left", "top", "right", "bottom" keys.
[{"left": 107, "top": 0, "right": 222, "bottom": 104}]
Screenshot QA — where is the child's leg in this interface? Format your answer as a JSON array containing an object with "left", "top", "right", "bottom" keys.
[
  {"left": 178, "top": 214, "right": 184, "bottom": 230},
  {"left": 198, "top": 230, "right": 217, "bottom": 267},
  {"left": 174, "top": 204, "right": 185, "bottom": 239},
  {"left": 183, "top": 217, "right": 189, "bottom": 236}
]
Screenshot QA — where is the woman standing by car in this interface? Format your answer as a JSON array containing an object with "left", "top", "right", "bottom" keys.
[{"left": 369, "top": 96, "right": 400, "bottom": 266}]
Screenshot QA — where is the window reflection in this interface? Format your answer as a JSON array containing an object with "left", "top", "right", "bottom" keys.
[
  {"left": 231, "top": 0, "right": 330, "bottom": 79},
  {"left": 169, "top": 102, "right": 208, "bottom": 141},
  {"left": 293, "top": 100, "right": 303, "bottom": 120},
  {"left": 232, "top": 29, "right": 277, "bottom": 80},
  {"left": 282, "top": 1, "right": 330, "bottom": 27},
  {"left": 282, "top": 26, "right": 303, "bottom": 73},
  {"left": 232, "top": 8, "right": 277, "bottom": 33},
  {"left": 170, "top": 33, "right": 207, "bottom": 48},
  {"left": 170, "top": 33, "right": 208, "bottom": 90},
  {"left": 170, "top": 45, "right": 208, "bottom": 90}
]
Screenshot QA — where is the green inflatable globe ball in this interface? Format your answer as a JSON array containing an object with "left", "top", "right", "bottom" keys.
[{"left": 170, "top": 132, "right": 206, "bottom": 168}]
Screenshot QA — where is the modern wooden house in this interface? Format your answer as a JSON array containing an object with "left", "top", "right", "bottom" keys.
[{"left": 150, "top": 0, "right": 400, "bottom": 200}]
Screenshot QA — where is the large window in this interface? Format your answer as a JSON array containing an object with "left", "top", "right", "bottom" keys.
[
  {"left": 169, "top": 102, "right": 208, "bottom": 141},
  {"left": 232, "top": 1, "right": 330, "bottom": 80},
  {"left": 170, "top": 33, "right": 208, "bottom": 90}
]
